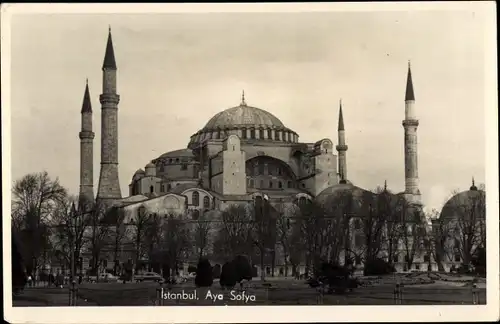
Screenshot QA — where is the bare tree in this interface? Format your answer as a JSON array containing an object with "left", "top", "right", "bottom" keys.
[
  {"left": 358, "top": 189, "right": 386, "bottom": 263},
  {"left": 193, "top": 212, "right": 212, "bottom": 260},
  {"left": 130, "top": 205, "right": 151, "bottom": 270},
  {"left": 446, "top": 189, "right": 486, "bottom": 265},
  {"left": 249, "top": 196, "right": 278, "bottom": 280},
  {"left": 51, "top": 194, "right": 90, "bottom": 275},
  {"left": 11, "top": 171, "right": 67, "bottom": 274},
  {"left": 110, "top": 208, "right": 131, "bottom": 275},
  {"left": 396, "top": 199, "right": 427, "bottom": 270},
  {"left": 143, "top": 212, "right": 163, "bottom": 271},
  {"left": 160, "top": 213, "right": 192, "bottom": 276},
  {"left": 85, "top": 203, "right": 111, "bottom": 276},
  {"left": 275, "top": 203, "right": 293, "bottom": 277},
  {"left": 215, "top": 204, "right": 254, "bottom": 258},
  {"left": 424, "top": 209, "right": 452, "bottom": 271}
]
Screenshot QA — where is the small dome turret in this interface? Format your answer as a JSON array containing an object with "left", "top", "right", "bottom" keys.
[{"left": 145, "top": 162, "right": 156, "bottom": 177}]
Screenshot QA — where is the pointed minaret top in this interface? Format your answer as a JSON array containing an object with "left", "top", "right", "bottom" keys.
[
  {"left": 102, "top": 27, "right": 117, "bottom": 70},
  {"left": 81, "top": 80, "right": 92, "bottom": 113},
  {"left": 405, "top": 60, "right": 415, "bottom": 101},
  {"left": 338, "top": 99, "right": 345, "bottom": 131},
  {"left": 384, "top": 180, "right": 388, "bottom": 191},
  {"left": 241, "top": 90, "right": 247, "bottom": 106}
]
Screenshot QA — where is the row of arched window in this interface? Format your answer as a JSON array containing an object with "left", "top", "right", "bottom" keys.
[
  {"left": 191, "top": 191, "right": 211, "bottom": 208},
  {"left": 192, "top": 128, "right": 298, "bottom": 144},
  {"left": 248, "top": 178, "right": 294, "bottom": 189}
]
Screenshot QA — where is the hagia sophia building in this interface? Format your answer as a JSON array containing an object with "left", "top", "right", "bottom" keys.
[{"left": 74, "top": 29, "right": 484, "bottom": 275}]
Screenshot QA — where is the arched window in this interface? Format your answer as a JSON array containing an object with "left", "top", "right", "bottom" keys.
[
  {"left": 260, "top": 180, "right": 264, "bottom": 189},
  {"left": 160, "top": 184, "right": 165, "bottom": 192},
  {"left": 298, "top": 197, "right": 307, "bottom": 206},
  {"left": 269, "top": 180, "right": 273, "bottom": 189},
  {"left": 250, "top": 128, "right": 255, "bottom": 139},
  {"left": 192, "top": 191, "right": 200, "bottom": 206},
  {"left": 267, "top": 129, "right": 272, "bottom": 139},
  {"left": 203, "top": 196, "right": 210, "bottom": 209},
  {"left": 275, "top": 131, "right": 280, "bottom": 140},
  {"left": 259, "top": 128, "right": 265, "bottom": 139},
  {"left": 242, "top": 128, "right": 247, "bottom": 139},
  {"left": 278, "top": 181, "right": 283, "bottom": 189},
  {"left": 248, "top": 179, "right": 254, "bottom": 188},
  {"left": 277, "top": 167, "right": 282, "bottom": 176},
  {"left": 150, "top": 186, "right": 154, "bottom": 193},
  {"left": 192, "top": 209, "right": 200, "bottom": 220},
  {"left": 175, "top": 158, "right": 180, "bottom": 163},
  {"left": 287, "top": 181, "right": 292, "bottom": 188},
  {"left": 159, "top": 165, "right": 164, "bottom": 172}
]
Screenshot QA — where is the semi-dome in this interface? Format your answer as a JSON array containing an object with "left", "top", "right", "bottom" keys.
[
  {"left": 439, "top": 181, "right": 485, "bottom": 222},
  {"left": 157, "top": 149, "right": 194, "bottom": 160}
]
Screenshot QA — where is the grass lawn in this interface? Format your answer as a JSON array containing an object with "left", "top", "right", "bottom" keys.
[{"left": 76, "top": 279, "right": 486, "bottom": 306}]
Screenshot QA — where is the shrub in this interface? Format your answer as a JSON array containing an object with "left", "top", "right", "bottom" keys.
[
  {"left": 188, "top": 265, "right": 197, "bottom": 273},
  {"left": 194, "top": 258, "right": 213, "bottom": 287},
  {"left": 212, "top": 264, "right": 221, "bottom": 279},
  {"left": 472, "top": 247, "right": 486, "bottom": 276},
  {"left": 220, "top": 262, "right": 237, "bottom": 289},
  {"left": 363, "top": 258, "right": 396, "bottom": 276},
  {"left": 232, "top": 255, "right": 252, "bottom": 283}
]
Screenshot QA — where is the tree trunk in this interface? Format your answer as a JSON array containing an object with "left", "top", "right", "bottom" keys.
[{"left": 260, "top": 249, "right": 265, "bottom": 281}]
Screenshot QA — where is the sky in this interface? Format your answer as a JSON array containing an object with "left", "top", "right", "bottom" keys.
[{"left": 8, "top": 7, "right": 491, "bottom": 213}]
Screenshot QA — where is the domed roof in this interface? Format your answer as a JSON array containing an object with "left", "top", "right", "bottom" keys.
[
  {"left": 440, "top": 183, "right": 485, "bottom": 222},
  {"left": 202, "top": 103, "right": 285, "bottom": 130},
  {"left": 145, "top": 162, "right": 155, "bottom": 168},
  {"left": 315, "top": 182, "right": 371, "bottom": 204},
  {"left": 157, "top": 149, "right": 194, "bottom": 159},
  {"left": 134, "top": 168, "right": 145, "bottom": 175}
]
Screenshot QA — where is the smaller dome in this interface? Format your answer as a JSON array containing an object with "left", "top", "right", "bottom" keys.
[
  {"left": 315, "top": 182, "right": 369, "bottom": 204},
  {"left": 132, "top": 169, "right": 145, "bottom": 181},
  {"left": 440, "top": 187, "right": 485, "bottom": 222},
  {"left": 145, "top": 162, "right": 155, "bottom": 169},
  {"left": 145, "top": 162, "right": 156, "bottom": 177},
  {"left": 157, "top": 149, "right": 194, "bottom": 160}
]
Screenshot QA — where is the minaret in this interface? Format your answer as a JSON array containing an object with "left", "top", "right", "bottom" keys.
[
  {"left": 403, "top": 61, "right": 421, "bottom": 204},
  {"left": 96, "top": 27, "right": 122, "bottom": 205},
  {"left": 336, "top": 99, "right": 348, "bottom": 184},
  {"left": 78, "top": 79, "right": 95, "bottom": 210}
]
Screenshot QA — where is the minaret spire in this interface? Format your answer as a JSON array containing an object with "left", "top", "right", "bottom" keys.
[
  {"left": 81, "top": 80, "right": 92, "bottom": 113},
  {"left": 405, "top": 60, "right": 415, "bottom": 101},
  {"left": 97, "top": 28, "right": 122, "bottom": 205},
  {"left": 79, "top": 80, "right": 95, "bottom": 210},
  {"left": 403, "top": 61, "right": 421, "bottom": 204},
  {"left": 102, "top": 26, "right": 117, "bottom": 70},
  {"left": 336, "top": 99, "right": 348, "bottom": 184},
  {"left": 338, "top": 99, "right": 345, "bottom": 131}
]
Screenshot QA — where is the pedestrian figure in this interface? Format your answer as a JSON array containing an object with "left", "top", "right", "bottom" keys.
[
  {"left": 27, "top": 275, "right": 32, "bottom": 287},
  {"left": 78, "top": 274, "right": 83, "bottom": 285}
]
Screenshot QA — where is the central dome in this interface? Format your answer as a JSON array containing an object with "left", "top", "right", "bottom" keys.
[
  {"left": 203, "top": 103, "right": 285, "bottom": 130},
  {"left": 188, "top": 97, "right": 299, "bottom": 150}
]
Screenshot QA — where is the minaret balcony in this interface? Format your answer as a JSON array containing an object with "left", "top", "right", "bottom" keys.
[
  {"left": 79, "top": 131, "right": 95, "bottom": 140},
  {"left": 336, "top": 144, "right": 348, "bottom": 151},
  {"left": 402, "top": 120, "right": 419, "bottom": 127},
  {"left": 99, "top": 93, "right": 120, "bottom": 104}
]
